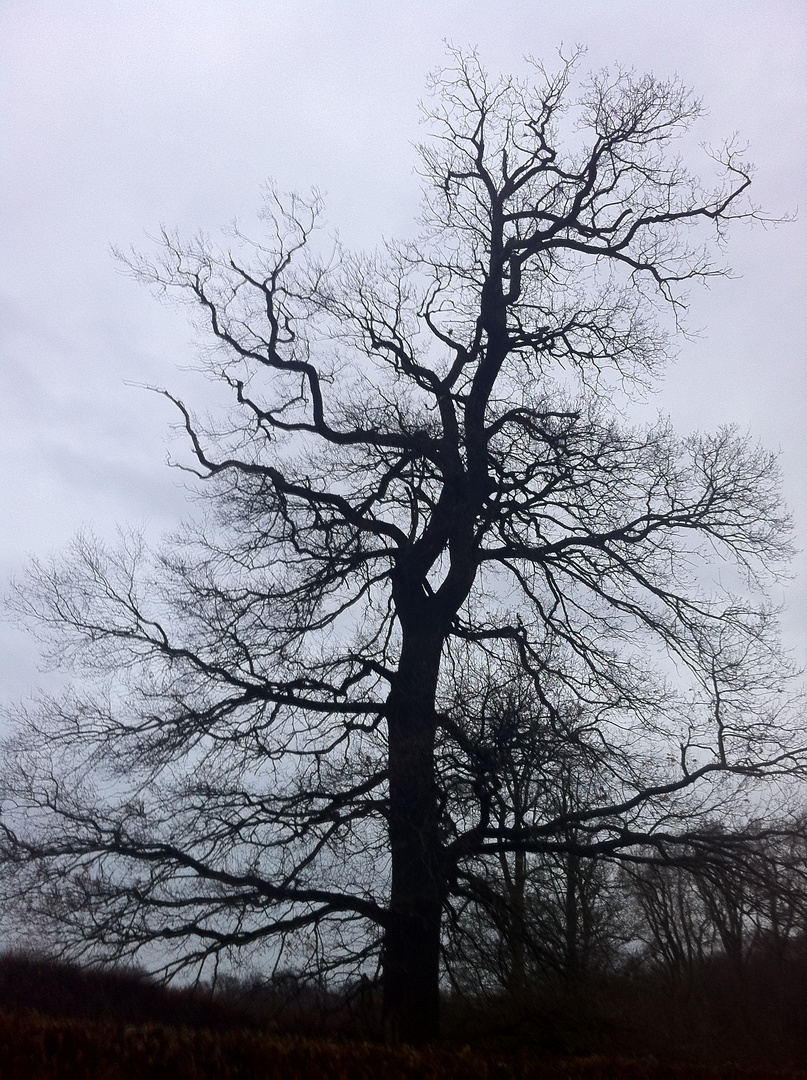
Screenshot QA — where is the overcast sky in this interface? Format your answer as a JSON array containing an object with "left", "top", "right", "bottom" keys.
[{"left": 1, "top": 0, "right": 805, "bottom": 705}]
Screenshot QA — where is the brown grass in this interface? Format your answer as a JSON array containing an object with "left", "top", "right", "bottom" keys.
[{"left": 1, "top": 1011, "right": 806, "bottom": 1080}]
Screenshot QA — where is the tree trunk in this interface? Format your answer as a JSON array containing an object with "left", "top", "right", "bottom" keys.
[
  {"left": 506, "top": 850, "right": 528, "bottom": 996},
  {"left": 383, "top": 628, "right": 444, "bottom": 1045},
  {"left": 564, "top": 850, "right": 580, "bottom": 979}
]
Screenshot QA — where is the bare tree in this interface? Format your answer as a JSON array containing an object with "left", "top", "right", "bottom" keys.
[
  {"left": 1, "top": 48, "right": 802, "bottom": 1044},
  {"left": 623, "top": 819, "right": 807, "bottom": 1013},
  {"left": 440, "top": 655, "right": 629, "bottom": 994}
]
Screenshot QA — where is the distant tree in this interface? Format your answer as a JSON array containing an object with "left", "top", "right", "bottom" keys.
[
  {"left": 625, "top": 821, "right": 807, "bottom": 995},
  {"left": 440, "top": 657, "right": 628, "bottom": 994},
  {"left": 1, "top": 48, "right": 802, "bottom": 1044}
]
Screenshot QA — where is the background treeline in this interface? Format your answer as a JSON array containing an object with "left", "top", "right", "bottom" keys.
[{"left": 440, "top": 817, "right": 807, "bottom": 1064}]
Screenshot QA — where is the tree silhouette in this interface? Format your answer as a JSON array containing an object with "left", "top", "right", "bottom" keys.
[
  {"left": 439, "top": 660, "right": 629, "bottom": 994},
  {"left": 2, "top": 49, "right": 801, "bottom": 1044}
]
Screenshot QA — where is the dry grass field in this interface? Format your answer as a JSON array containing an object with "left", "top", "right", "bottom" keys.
[
  {"left": 2, "top": 954, "right": 807, "bottom": 1078},
  {"left": 1, "top": 1011, "right": 807, "bottom": 1080}
]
